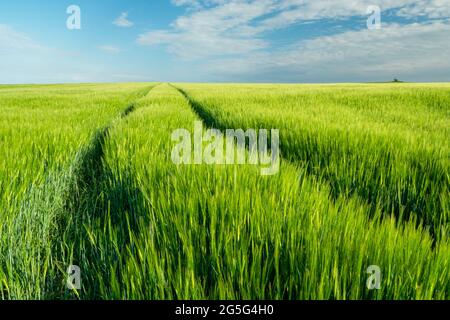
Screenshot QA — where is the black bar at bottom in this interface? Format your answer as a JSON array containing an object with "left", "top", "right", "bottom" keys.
[{"left": 0, "top": 300, "right": 446, "bottom": 318}]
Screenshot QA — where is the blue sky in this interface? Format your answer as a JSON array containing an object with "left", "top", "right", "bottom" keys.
[{"left": 0, "top": 0, "right": 449, "bottom": 83}]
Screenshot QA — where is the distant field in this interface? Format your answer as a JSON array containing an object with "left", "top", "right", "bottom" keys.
[{"left": 0, "top": 83, "right": 448, "bottom": 299}]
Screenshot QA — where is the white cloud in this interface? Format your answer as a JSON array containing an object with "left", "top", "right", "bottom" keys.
[
  {"left": 171, "top": 0, "right": 227, "bottom": 9},
  {"left": 138, "top": 0, "right": 277, "bottom": 58},
  {"left": 136, "top": 0, "right": 450, "bottom": 81},
  {"left": 0, "top": 25, "right": 128, "bottom": 84},
  {"left": 0, "top": 24, "right": 45, "bottom": 54},
  {"left": 206, "top": 21, "right": 450, "bottom": 82},
  {"left": 113, "top": 12, "right": 134, "bottom": 28},
  {"left": 138, "top": 0, "right": 450, "bottom": 60},
  {"left": 98, "top": 45, "right": 121, "bottom": 54},
  {"left": 397, "top": 0, "right": 450, "bottom": 19},
  {"left": 171, "top": 0, "right": 201, "bottom": 7}
]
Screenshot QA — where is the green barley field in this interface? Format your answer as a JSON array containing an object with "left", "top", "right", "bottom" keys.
[{"left": 0, "top": 82, "right": 448, "bottom": 300}]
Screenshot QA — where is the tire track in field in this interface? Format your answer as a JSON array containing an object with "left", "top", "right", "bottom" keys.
[
  {"left": 51, "top": 83, "right": 161, "bottom": 299},
  {"left": 173, "top": 85, "right": 223, "bottom": 130},
  {"left": 59, "top": 83, "right": 157, "bottom": 209},
  {"left": 4, "top": 84, "right": 157, "bottom": 299},
  {"left": 171, "top": 84, "right": 448, "bottom": 242}
]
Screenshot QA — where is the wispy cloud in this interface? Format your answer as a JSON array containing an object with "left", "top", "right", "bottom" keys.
[
  {"left": 0, "top": 25, "right": 113, "bottom": 84},
  {"left": 138, "top": 0, "right": 450, "bottom": 59},
  {"left": 113, "top": 12, "right": 134, "bottom": 28},
  {"left": 138, "top": 0, "right": 277, "bottom": 58},
  {"left": 3, "top": 1, "right": 450, "bottom": 83},
  {"left": 206, "top": 21, "right": 450, "bottom": 82},
  {"left": 0, "top": 24, "right": 46, "bottom": 54},
  {"left": 397, "top": 0, "right": 450, "bottom": 19},
  {"left": 137, "top": 0, "right": 450, "bottom": 81},
  {"left": 98, "top": 45, "right": 121, "bottom": 54}
]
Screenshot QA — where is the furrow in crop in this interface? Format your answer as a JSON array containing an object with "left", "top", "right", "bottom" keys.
[
  {"left": 66, "top": 84, "right": 449, "bottom": 300},
  {"left": 0, "top": 84, "right": 157, "bottom": 299},
  {"left": 173, "top": 84, "right": 449, "bottom": 241}
]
